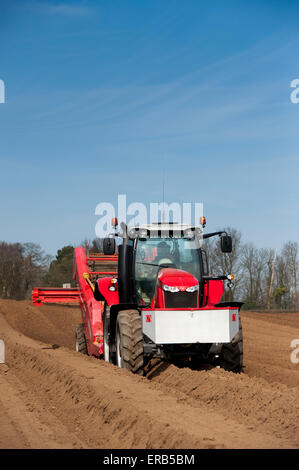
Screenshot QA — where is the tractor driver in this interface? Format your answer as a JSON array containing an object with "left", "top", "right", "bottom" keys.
[{"left": 156, "top": 241, "right": 176, "bottom": 267}]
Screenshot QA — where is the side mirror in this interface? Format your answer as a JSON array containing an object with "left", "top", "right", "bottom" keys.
[
  {"left": 103, "top": 237, "right": 116, "bottom": 255},
  {"left": 221, "top": 235, "right": 232, "bottom": 253}
]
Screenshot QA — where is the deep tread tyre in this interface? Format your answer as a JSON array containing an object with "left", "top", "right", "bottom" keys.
[
  {"left": 75, "top": 324, "right": 88, "bottom": 355},
  {"left": 220, "top": 317, "right": 243, "bottom": 373},
  {"left": 116, "top": 309, "right": 144, "bottom": 376}
]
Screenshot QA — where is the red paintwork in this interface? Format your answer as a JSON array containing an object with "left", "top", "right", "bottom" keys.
[
  {"left": 32, "top": 287, "right": 80, "bottom": 306},
  {"left": 32, "top": 247, "right": 118, "bottom": 358},
  {"left": 151, "top": 271, "right": 224, "bottom": 309},
  {"left": 87, "top": 255, "right": 118, "bottom": 263},
  {"left": 152, "top": 268, "right": 199, "bottom": 308},
  {"left": 158, "top": 268, "right": 198, "bottom": 288},
  {"left": 203, "top": 280, "right": 224, "bottom": 306},
  {"left": 96, "top": 277, "right": 119, "bottom": 305},
  {"left": 90, "top": 271, "right": 117, "bottom": 275},
  {"left": 72, "top": 247, "right": 119, "bottom": 357}
]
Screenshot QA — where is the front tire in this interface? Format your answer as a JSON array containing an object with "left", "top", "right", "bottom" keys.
[
  {"left": 220, "top": 317, "right": 243, "bottom": 373},
  {"left": 115, "top": 309, "right": 144, "bottom": 375}
]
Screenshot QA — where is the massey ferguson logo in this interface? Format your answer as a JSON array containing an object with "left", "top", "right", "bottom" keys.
[{"left": 146, "top": 314, "right": 152, "bottom": 323}]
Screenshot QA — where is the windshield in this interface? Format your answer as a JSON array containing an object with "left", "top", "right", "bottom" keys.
[{"left": 134, "top": 237, "right": 201, "bottom": 305}]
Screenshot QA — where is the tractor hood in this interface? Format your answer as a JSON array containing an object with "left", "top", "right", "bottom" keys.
[{"left": 157, "top": 268, "right": 198, "bottom": 290}]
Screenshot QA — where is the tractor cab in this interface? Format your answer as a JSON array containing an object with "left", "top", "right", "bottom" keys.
[
  {"left": 134, "top": 232, "right": 202, "bottom": 308},
  {"left": 102, "top": 221, "right": 232, "bottom": 310}
]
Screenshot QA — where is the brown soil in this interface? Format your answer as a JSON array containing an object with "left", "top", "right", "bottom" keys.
[{"left": 0, "top": 300, "right": 298, "bottom": 449}]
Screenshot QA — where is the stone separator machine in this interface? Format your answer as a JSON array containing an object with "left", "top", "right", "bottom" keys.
[
  {"left": 32, "top": 220, "right": 243, "bottom": 374},
  {"left": 32, "top": 250, "right": 118, "bottom": 357}
]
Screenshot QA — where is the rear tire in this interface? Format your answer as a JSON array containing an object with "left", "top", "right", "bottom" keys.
[
  {"left": 220, "top": 317, "right": 243, "bottom": 373},
  {"left": 115, "top": 309, "right": 144, "bottom": 375},
  {"left": 75, "top": 324, "right": 88, "bottom": 354}
]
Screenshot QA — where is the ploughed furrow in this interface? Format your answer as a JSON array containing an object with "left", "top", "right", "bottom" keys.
[
  {"left": 0, "top": 307, "right": 289, "bottom": 449},
  {"left": 0, "top": 300, "right": 298, "bottom": 449},
  {"left": 241, "top": 313, "right": 299, "bottom": 387},
  {"left": 0, "top": 318, "right": 200, "bottom": 448},
  {"left": 0, "top": 299, "right": 81, "bottom": 349},
  {"left": 146, "top": 311, "right": 299, "bottom": 448},
  {"left": 146, "top": 361, "right": 299, "bottom": 448}
]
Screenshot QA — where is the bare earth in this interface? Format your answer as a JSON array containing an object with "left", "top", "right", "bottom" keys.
[{"left": 0, "top": 299, "right": 298, "bottom": 449}]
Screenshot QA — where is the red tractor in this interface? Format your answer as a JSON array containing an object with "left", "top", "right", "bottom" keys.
[
  {"left": 33, "top": 220, "right": 243, "bottom": 374},
  {"left": 90, "top": 220, "right": 243, "bottom": 374}
]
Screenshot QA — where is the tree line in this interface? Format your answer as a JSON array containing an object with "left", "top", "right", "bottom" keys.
[
  {"left": 204, "top": 227, "right": 298, "bottom": 310},
  {"left": 0, "top": 239, "right": 101, "bottom": 300},
  {"left": 0, "top": 231, "right": 298, "bottom": 310},
  {"left": 0, "top": 242, "right": 51, "bottom": 300}
]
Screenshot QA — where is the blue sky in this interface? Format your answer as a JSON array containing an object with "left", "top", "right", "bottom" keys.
[{"left": 0, "top": 0, "right": 299, "bottom": 255}]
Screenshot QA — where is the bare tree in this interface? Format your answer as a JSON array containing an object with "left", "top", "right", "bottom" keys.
[
  {"left": 280, "top": 241, "right": 298, "bottom": 310},
  {"left": 0, "top": 242, "right": 51, "bottom": 300},
  {"left": 266, "top": 248, "right": 277, "bottom": 309},
  {"left": 0, "top": 242, "right": 24, "bottom": 299},
  {"left": 240, "top": 245, "right": 273, "bottom": 309},
  {"left": 22, "top": 243, "right": 51, "bottom": 298},
  {"left": 273, "top": 254, "right": 289, "bottom": 310}
]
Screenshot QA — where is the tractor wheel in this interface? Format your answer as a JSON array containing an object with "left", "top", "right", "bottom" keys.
[
  {"left": 115, "top": 309, "right": 144, "bottom": 375},
  {"left": 75, "top": 324, "right": 88, "bottom": 355},
  {"left": 220, "top": 317, "right": 243, "bottom": 373}
]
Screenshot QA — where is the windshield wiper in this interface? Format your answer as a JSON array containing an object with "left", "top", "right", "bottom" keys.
[{"left": 136, "top": 261, "right": 160, "bottom": 267}]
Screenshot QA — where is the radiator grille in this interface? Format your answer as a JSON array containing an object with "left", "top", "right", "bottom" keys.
[{"left": 164, "top": 291, "right": 198, "bottom": 308}]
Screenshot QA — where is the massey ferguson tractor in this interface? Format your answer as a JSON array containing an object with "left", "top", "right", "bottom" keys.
[{"left": 32, "top": 219, "right": 243, "bottom": 374}]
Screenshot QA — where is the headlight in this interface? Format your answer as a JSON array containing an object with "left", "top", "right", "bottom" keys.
[
  {"left": 162, "top": 284, "right": 180, "bottom": 293},
  {"left": 186, "top": 284, "right": 199, "bottom": 292}
]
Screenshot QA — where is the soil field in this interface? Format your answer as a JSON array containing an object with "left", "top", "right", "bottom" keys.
[{"left": 0, "top": 299, "right": 298, "bottom": 449}]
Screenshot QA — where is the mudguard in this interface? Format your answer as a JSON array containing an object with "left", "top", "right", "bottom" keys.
[{"left": 96, "top": 277, "right": 119, "bottom": 305}]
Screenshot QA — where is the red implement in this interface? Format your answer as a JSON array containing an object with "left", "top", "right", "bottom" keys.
[
  {"left": 32, "top": 248, "right": 118, "bottom": 357},
  {"left": 32, "top": 287, "right": 80, "bottom": 305}
]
